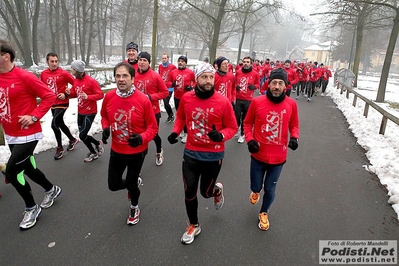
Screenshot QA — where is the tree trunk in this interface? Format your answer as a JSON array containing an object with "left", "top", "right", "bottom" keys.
[
  {"left": 32, "top": 0, "right": 40, "bottom": 64},
  {"left": 61, "top": 0, "right": 73, "bottom": 63},
  {"left": 208, "top": 0, "right": 227, "bottom": 63},
  {"left": 121, "top": 0, "right": 133, "bottom": 59},
  {"left": 376, "top": 9, "right": 399, "bottom": 102},
  {"left": 14, "top": 1, "right": 33, "bottom": 66},
  {"left": 85, "top": 1, "right": 95, "bottom": 65},
  {"left": 151, "top": 0, "right": 158, "bottom": 70},
  {"left": 0, "top": 125, "right": 4, "bottom": 146}
]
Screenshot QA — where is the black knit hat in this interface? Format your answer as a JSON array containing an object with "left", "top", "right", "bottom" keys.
[
  {"left": 216, "top": 57, "right": 228, "bottom": 69},
  {"left": 139, "top": 51, "right": 151, "bottom": 63},
  {"left": 178, "top": 55, "right": 187, "bottom": 63},
  {"left": 126, "top": 42, "right": 138, "bottom": 52},
  {"left": 269, "top": 68, "right": 288, "bottom": 84}
]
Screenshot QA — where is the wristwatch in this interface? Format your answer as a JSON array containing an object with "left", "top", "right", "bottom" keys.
[{"left": 31, "top": 116, "right": 38, "bottom": 122}]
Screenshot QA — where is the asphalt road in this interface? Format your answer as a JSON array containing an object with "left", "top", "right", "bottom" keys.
[{"left": 1, "top": 92, "right": 398, "bottom": 266}]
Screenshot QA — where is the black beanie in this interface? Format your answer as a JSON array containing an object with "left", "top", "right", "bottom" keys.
[
  {"left": 269, "top": 68, "right": 288, "bottom": 84},
  {"left": 126, "top": 42, "right": 138, "bottom": 52},
  {"left": 178, "top": 55, "right": 187, "bottom": 64},
  {"left": 216, "top": 57, "right": 227, "bottom": 69},
  {"left": 139, "top": 51, "right": 151, "bottom": 64}
]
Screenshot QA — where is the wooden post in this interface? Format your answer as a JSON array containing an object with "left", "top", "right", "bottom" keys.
[{"left": 0, "top": 125, "right": 4, "bottom": 146}]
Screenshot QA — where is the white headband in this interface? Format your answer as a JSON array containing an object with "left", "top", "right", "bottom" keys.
[{"left": 195, "top": 62, "right": 215, "bottom": 79}]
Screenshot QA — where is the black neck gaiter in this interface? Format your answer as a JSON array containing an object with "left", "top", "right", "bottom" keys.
[
  {"left": 266, "top": 89, "right": 286, "bottom": 103},
  {"left": 195, "top": 85, "right": 215, "bottom": 99}
]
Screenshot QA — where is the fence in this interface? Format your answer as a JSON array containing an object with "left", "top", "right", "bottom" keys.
[{"left": 336, "top": 81, "right": 399, "bottom": 135}]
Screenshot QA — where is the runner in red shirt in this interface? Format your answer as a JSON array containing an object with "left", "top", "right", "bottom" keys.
[
  {"left": 244, "top": 68, "right": 299, "bottom": 231},
  {"left": 40, "top": 53, "right": 79, "bottom": 160},
  {"left": 158, "top": 53, "right": 177, "bottom": 123},
  {"left": 167, "top": 62, "right": 237, "bottom": 245},
  {"left": 0, "top": 39, "right": 61, "bottom": 230},
  {"left": 167, "top": 55, "right": 196, "bottom": 143},
  {"left": 101, "top": 62, "right": 158, "bottom": 226},
  {"left": 66, "top": 60, "right": 104, "bottom": 162},
  {"left": 134, "top": 52, "right": 168, "bottom": 166}
]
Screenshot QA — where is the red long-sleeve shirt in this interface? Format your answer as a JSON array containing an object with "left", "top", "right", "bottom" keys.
[
  {"left": 284, "top": 67, "right": 298, "bottom": 89},
  {"left": 101, "top": 88, "right": 158, "bottom": 154},
  {"left": 308, "top": 67, "right": 320, "bottom": 82},
  {"left": 158, "top": 63, "right": 177, "bottom": 85},
  {"left": 68, "top": 74, "right": 104, "bottom": 115},
  {"left": 134, "top": 69, "right": 169, "bottom": 115},
  {"left": 244, "top": 95, "right": 299, "bottom": 164},
  {"left": 235, "top": 69, "right": 260, "bottom": 101},
  {"left": 0, "top": 67, "right": 55, "bottom": 141},
  {"left": 40, "top": 67, "right": 74, "bottom": 107},
  {"left": 214, "top": 71, "right": 236, "bottom": 103},
  {"left": 167, "top": 68, "right": 196, "bottom": 99},
  {"left": 322, "top": 69, "right": 332, "bottom": 81},
  {"left": 172, "top": 90, "right": 238, "bottom": 153}
]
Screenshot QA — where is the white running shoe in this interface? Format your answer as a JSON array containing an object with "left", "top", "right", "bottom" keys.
[
  {"left": 19, "top": 205, "right": 42, "bottom": 230},
  {"left": 181, "top": 224, "right": 201, "bottom": 244},
  {"left": 237, "top": 135, "right": 245, "bottom": 143},
  {"left": 214, "top": 182, "right": 224, "bottom": 210},
  {"left": 155, "top": 149, "right": 164, "bottom": 166}
]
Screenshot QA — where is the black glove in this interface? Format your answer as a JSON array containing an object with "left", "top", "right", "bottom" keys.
[
  {"left": 288, "top": 138, "right": 298, "bottom": 150},
  {"left": 236, "top": 86, "right": 240, "bottom": 91},
  {"left": 185, "top": 85, "right": 193, "bottom": 91},
  {"left": 248, "top": 85, "right": 256, "bottom": 91},
  {"left": 167, "top": 132, "right": 179, "bottom": 144},
  {"left": 207, "top": 125, "right": 223, "bottom": 142},
  {"left": 172, "top": 81, "right": 176, "bottom": 87},
  {"left": 102, "top": 127, "right": 110, "bottom": 144},
  {"left": 128, "top": 134, "right": 142, "bottom": 148},
  {"left": 247, "top": 140, "right": 260, "bottom": 153}
]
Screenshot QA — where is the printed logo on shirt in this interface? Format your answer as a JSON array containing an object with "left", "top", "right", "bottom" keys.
[
  {"left": 238, "top": 77, "right": 248, "bottom": 92},
  {"left": 217, "top": 82, "right": 228, "bottom": 97},
  {"left": 0, "top": 85, "right": 11, "bottom": 123},
  {"left": 135, "top": 80, "right": 147, "bottom": 94},
  {"left": 176, "top": 74, "right": 186, "bottom": 91},
  {"left": 111, "top": 107, "right": 134, "bottom": 142},
  {"left": 45, "top": 76, "right": 58, "bottom": 94},
  {"left": 161, "top": 71, "right": 169, "bottom": 82},
  {"left": 260, "top": 109, "right": 287, "bottom": 145},
  {"left": 190, "top": 107, "right": 214, "bottom": 143}
]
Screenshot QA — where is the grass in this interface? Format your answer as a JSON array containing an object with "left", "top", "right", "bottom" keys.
[{"left": 387, "top": 101, "right": 399, "bottom": 110}]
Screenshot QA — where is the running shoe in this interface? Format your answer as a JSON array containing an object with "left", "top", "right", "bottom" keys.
[
  {"left": 40, "top": 185, "right": 62, "bottom": 209},
  {"left": 84, "top": 153, "right": 98, "bottom": 162},
  {"left": 166, "top": 116, "right": 175, "bottom": 124},
  {"left": 214, "top": 182, "right": 224, "bottom": 210},
  {"left": 250, "top": 192, "right": 260, "bottom": 205},
  {"left": 67, "top": 138, "right": 79, "bottom": 151},
  {"left": 181, "top": 224, "right": 201, "bottom": 244},
  {"left": 19, "top": 205, "right": 42, "bottom": 230},
  {"left": 54, "top": 147, "right": 65, "bottom": 160},
  {"left": 237, "top": 135, "right": 245, "bottom": 143},
  {"left": 258, "top": 212, "right": 270, "bottom": 231},
  {"left": 127, "top": 206, "right": 140, "bottom": 225},
  {"left": 95, "top": 140, "right": 104, "bottom": 156},
  {"left": 155, "top": 149, "right": 164, "bottom": 166}
]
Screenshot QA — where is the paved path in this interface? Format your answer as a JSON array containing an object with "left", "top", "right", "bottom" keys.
[{"left": 1, "top": 93, "right": 398, "bottom": 266}]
